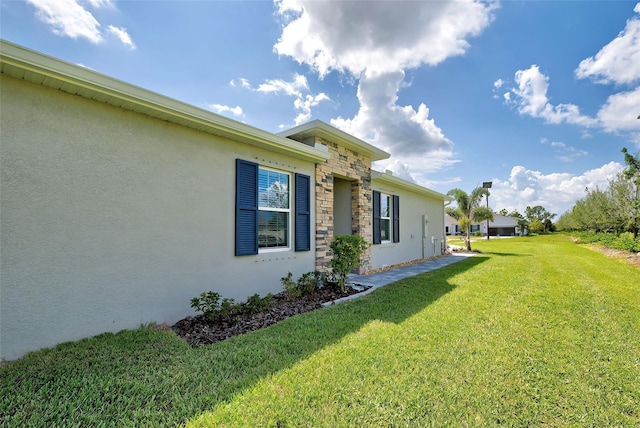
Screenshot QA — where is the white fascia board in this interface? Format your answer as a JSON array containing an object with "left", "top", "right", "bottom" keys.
[
  {"left": 0, "top": 40, "right": 329, "bottom": 164},
  {"left": 371, "top": 170, "right": 452, "bottom": 201},
  {"left": 279, "top": 119, "right": 390, "bottom": 162}
]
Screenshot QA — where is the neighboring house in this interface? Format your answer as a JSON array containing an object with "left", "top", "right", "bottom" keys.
[
  {"left": 0, "top": 40, "right": 450, "bottom": 361},
  {"left": 445, "top": 214, "right": 527, "bottom": 237}
]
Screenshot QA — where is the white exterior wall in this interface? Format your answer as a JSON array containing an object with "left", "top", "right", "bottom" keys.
[
  {"left": 370, "top": 183, "right": 445, "bottom": 269},
  {"left": 0, "top": 76, "right": 316, "bottom": 360}
]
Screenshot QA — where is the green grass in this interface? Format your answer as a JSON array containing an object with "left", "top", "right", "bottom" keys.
[{"left": 2, "top": 235, "right": 639, "bottom": 426}]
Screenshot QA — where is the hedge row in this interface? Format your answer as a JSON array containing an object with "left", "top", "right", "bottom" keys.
[{"left": 570, "top": 231, "right": 640, "bottom": 253}]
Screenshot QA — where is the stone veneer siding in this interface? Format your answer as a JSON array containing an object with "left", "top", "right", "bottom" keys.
[{"left": 312, "top": 137, "right": 373, "bottom": 274}]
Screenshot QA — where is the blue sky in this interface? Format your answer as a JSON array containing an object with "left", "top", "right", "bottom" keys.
[{"left": 2, "top": 0, "right": 639, "bottom": 216}]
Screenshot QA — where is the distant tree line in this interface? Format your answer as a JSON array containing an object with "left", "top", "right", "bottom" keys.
[{"left": 556, "top": 148, "right": 640, "bottom": 240}]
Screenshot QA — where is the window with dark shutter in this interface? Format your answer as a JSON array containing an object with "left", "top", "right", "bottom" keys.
[
  {"left": 392, "top": 195, "right": 400, "bottom": 243},
  {"left": 295, "top": 173, "right": 310, "bottom": 251},
  {"left": 373, "top": 190, "right": 381, "bottom": 244},
  {"left": 235, "top": 159, "right": 258, "bottom": 256}
]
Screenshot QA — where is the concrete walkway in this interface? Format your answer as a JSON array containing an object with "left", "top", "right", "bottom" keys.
[{"left": 322, "top": 253, "right": 475, "bottom": 307}]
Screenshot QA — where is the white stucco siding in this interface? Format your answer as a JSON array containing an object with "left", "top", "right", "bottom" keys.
[
  {"left": 0, "top": 76, "right": 316, "bottom": 360},
  {"left": 370, "top": 183, "right": 445, "bottom": 270}
]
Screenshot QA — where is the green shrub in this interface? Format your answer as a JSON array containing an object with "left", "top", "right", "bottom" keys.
[
  {"left": 245, "top": 293, "right": 274, "bottom": 315},
  {"left": 281, "top": 272, "right": 300, "bottom": 300},
  {"left": 570, "top": 231, "right": 640, "bottom": 252},
  {"left": 190, "top": 291, "right": 239, "bottom": 323},
  {"left": 282, "top": 271, "right": 323, "bottom": 299},
  {"left": 330, "top": 235, "right": 370, "bottom": 292},
  {"left": 297, "top": 271, "right": 321, "bottom": 295},
  {"left": 218, "top": 298, "right": 238, "bottom": 323},
  {"left": 190, "top": 291, "right": 222, "bottom": 322}
]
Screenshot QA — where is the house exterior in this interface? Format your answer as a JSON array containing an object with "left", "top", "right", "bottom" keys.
[
  {"left": 445, "top": 214, "right": 526, "bottom": 237},
  {"left": 0, "top": 40, "right": 449, "bottom": 361}
]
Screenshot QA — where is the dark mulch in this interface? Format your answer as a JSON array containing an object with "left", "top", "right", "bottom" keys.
[{"left": 172, "top": 285, "right": 370, "bottom": 348}]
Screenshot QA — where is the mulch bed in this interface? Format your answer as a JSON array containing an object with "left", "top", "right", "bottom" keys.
[{"left": 172, "top": 285, "right": 370, "bottom": 348}]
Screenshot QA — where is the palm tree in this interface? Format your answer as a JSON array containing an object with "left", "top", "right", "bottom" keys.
[{"left": 446, "top": 187, "right": 495, "bottom": 251}]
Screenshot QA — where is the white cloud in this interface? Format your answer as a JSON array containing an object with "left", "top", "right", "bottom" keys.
[
  {"left": 230, "top": 78, "right": 251, "bottom": 89},
  {"left": 506, "top": 65, "right": 597, "bottom": 127},
  {"left": 275, "top": 0, "right": 497, "bottom": 76},
  {"left": 274, "top": 0, "right": 496, "bottom": 174},
  {"left": 256, "top": 74, "right": 309, "bottom": 96},
  {"left": 541, "top": 138, "right": 589, "bottom": 162},
  {"left": 491, "top": 162, "right": 623, "bottom": 215},
  {"left": 332, "top": 70, "right": 453, "bottom": 157},
  {"left": 27, "top": 0, "right": 103, "bottom": 43},
  {"left": 502, "top": 4, "right": 640, "bottom": 146},
  {"left": 207, "top": 104, "right": 244, "bottom": 118},
  {"left": 85, "top": 0, "right": 114, "bottom": 9},
  {"left": 293, "top": 93, "right": 330, "bottom": 125},
  {"left": 235, "top": 74, "right": 330, "bottom": 125},
  {"left": 597, "top": 86, "right": 640, "bottom": 137},
  {"left": 106, "top": 25, "right": 135, "bottom": 50},
  {"left": 575, "top": 3, "right": 640, "bottom": 85},
  {"left": 26, "top": 0, "right": 133, "bottom": 48},
  {"left": 373, "top": 151, "right": 462, "bottom": 190}
]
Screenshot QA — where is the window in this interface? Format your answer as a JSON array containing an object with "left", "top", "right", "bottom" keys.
[
  {"left": 380, "top": 193, "right": 391, "bottom": 242},
  {"left": 235, "top": 159, "right": 310, "bottom": 256},
  {"left": 373, "top": 191, "right": 400, "bottom": 245},
  {"left": 258, "top": 168, "right": 290, "bottom": 250}
]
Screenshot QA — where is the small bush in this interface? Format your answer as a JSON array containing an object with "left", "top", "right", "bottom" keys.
[
  {"left": 191, "top": 291, "right": 239, "bottom": 324},
  {"left": 190, "top": 291, "right": 222, "bottom": 322},
  {"left": 282, "top": 271, "right": 323, "bottom": 299},
  {"left": 330, "top": 235, "right": 370, "bottom": 292},
  {"left": 245, "top": 293, "right": 274, "bottom": 315},
  {"left": 219, "top": 298, "right": 238, "bottom": 323},
  {"left": 297, "top": 271, "right": 321, "bottom": 295},
  {"left": 281, "top": 272, "right": 300, "bottom": 300}
]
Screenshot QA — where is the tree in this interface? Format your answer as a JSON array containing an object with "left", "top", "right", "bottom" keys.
[
  {"left": 525, "top": 205, "right": 556, "bottom": 233},
  {"left": 446, "top": 187, "right": 494, "bottom": 251},
  {"left": 621, "top": 147, "right": 640, "bottom": 238},
  {"left": 529, "top": 219, "right": 544, "bottom": 234}
]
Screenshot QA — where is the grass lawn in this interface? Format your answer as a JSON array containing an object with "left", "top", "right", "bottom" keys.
[{"left": 1, "top": 235, "right": 639, "bottom": 426}]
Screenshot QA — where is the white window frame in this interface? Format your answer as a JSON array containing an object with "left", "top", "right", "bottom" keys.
[{"left": 258, "top": 167, "right": 291, "bottom": 253}]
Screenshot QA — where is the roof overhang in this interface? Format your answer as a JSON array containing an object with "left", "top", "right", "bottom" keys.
[
  {"left": 279, "top": 119, "right": 390, "bottom": 162},
  {"left": 0, "top": 40, "right": 329, "bottom": 164},
  {"left": 372, "top": 170, "right": 452, "bottom": 201}
]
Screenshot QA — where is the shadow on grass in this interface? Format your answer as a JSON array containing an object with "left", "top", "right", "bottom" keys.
[
  {"left": 478, "top": 251, "right": 532, "bottom": 257},
  {"left": 1, "top": 256, "right": 488, "bottom": 427}
]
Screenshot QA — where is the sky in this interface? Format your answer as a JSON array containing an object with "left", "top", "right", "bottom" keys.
[{"left": 2, "top": 0, "right": 640, "bottom": 216}]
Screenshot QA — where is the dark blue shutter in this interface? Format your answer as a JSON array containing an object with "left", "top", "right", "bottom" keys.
[
  {"left": 392, "top": 195, "right": 400, "bottom": 243},
  {"left": 295, "top": 173, "right": 310, "bottom": 252},
  {"left": 373, "top": 190, "right": 381, "bottom": 245},
  {"left": 235, "top": 159, "right": 258, "bottom": 256}
]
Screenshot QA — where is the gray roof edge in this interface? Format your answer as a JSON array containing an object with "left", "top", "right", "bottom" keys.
[{"left": 279, "top": 119, "right": 390, "bottom": 161}]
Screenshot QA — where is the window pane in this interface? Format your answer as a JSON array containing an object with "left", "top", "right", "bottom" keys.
[
  {"left": 258, "top": 211, "right": 289, "bottom": 248},
  {"left": 259, "top": 169, "right": 289, "bottom": 209},
  {"left": 381, "top": 194, "right": 390, "bottom": 218},
  {"left": 381, "top": 219, "right": 390, "bottom": 241}
]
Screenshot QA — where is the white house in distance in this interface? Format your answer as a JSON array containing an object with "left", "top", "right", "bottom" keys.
[
  {"left": 0, "top": 40, "right": 451, "bottom": 361},
  {"left": 445, "top": 214, "right": 527, "bottom": 237}
]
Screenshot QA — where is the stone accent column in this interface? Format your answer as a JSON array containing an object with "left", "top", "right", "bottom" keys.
[{"left": 313, "top": 138, "right": 373, "bottom": 274}]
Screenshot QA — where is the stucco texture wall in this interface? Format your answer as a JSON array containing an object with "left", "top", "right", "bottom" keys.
[
  {"left": 370, "top": 183, "right": 445, "bottom": 269},
  {"left": 0, "top": 76, "right": 316, "bottom": 360}
]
